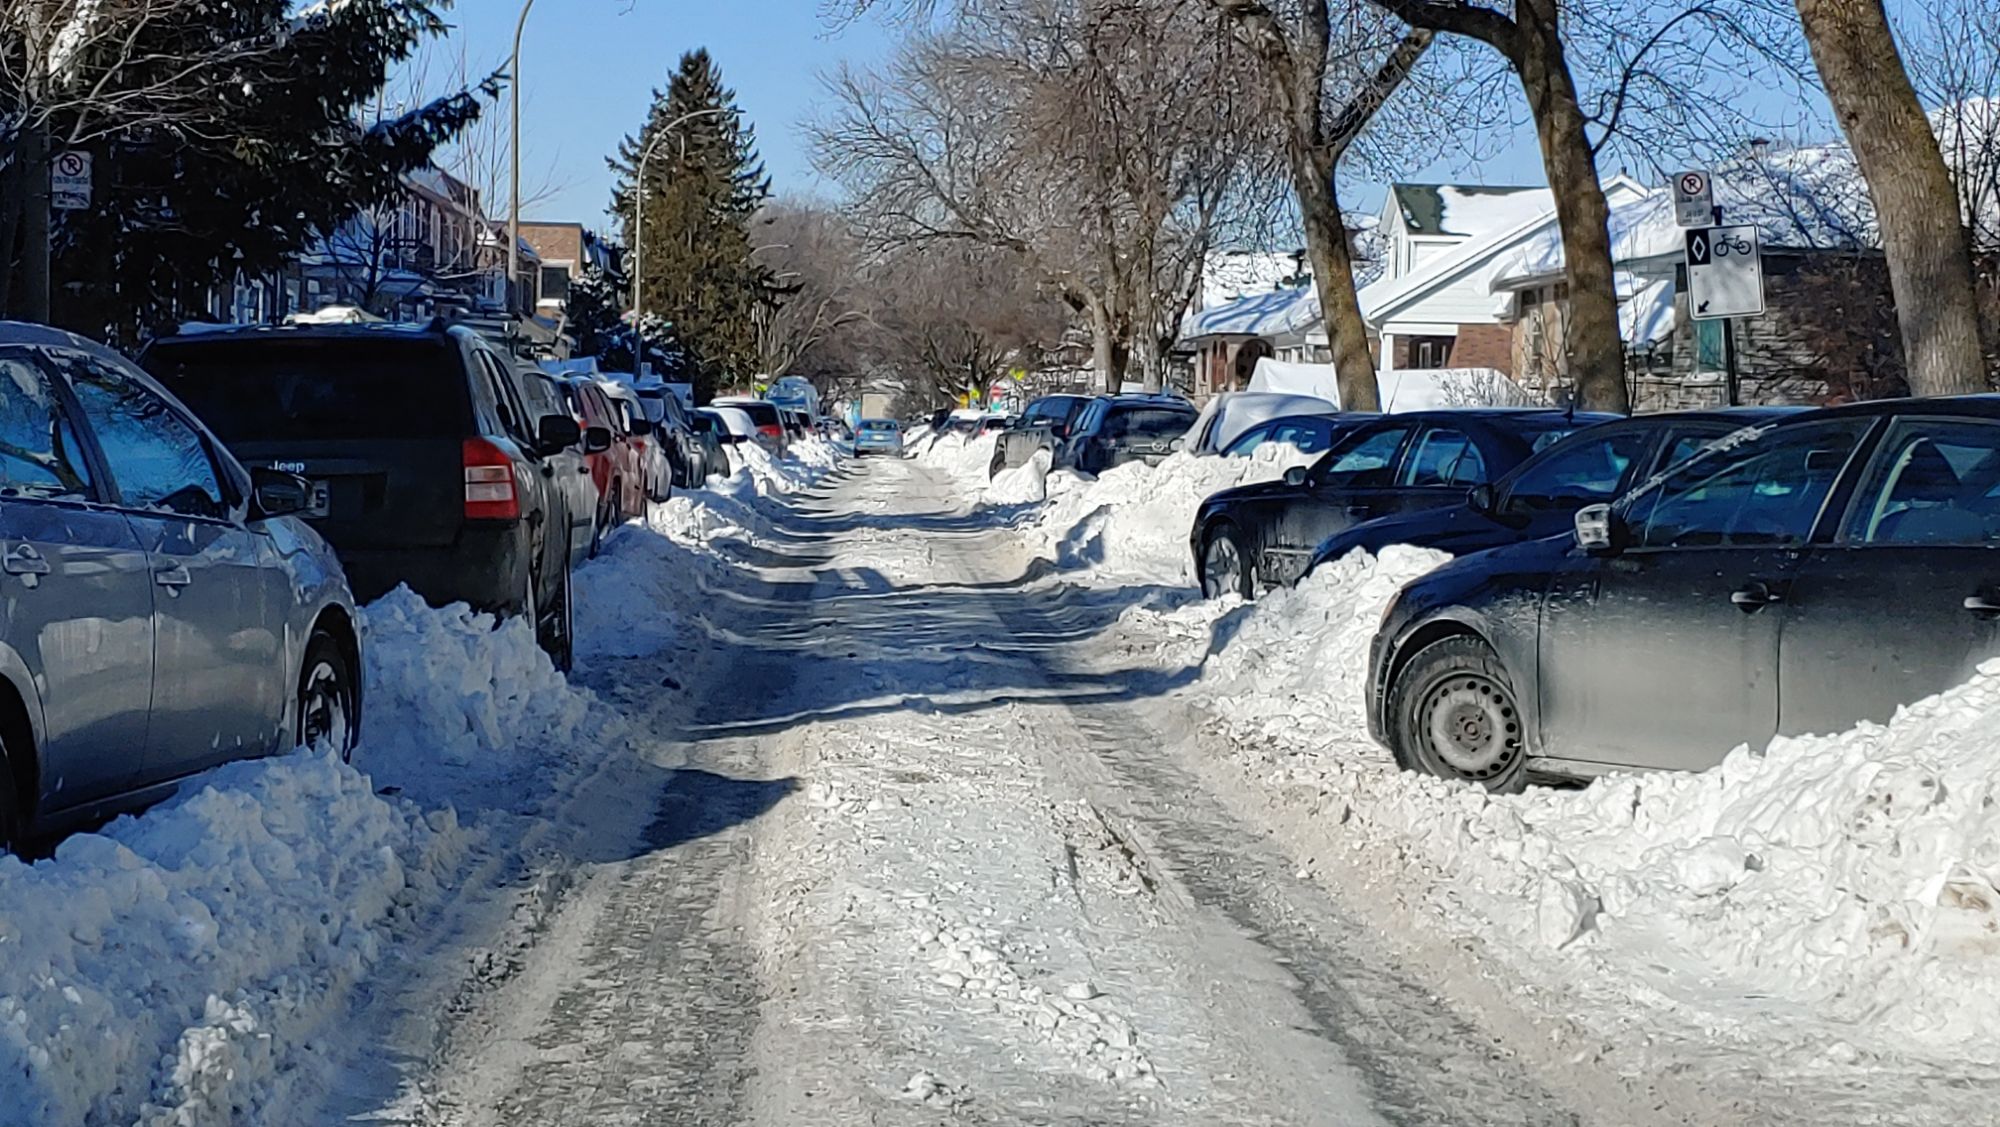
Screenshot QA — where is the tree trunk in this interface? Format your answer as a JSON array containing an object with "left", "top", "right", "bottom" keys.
[
  {"left": 1294, "top": 151, "right": 1381, "bottom": 410},
  {"left": 1086, "top": 294, "right": 1128, "bottom": 392},
  {"left": 13, "top": 123, "right": 51, "bottom": 323},
  {"left": 1514, "top": 1, "right": 1629, "bottom": 413},
  {"left": 1797, "top": 0, "right": 1990, "bottom": 396}
]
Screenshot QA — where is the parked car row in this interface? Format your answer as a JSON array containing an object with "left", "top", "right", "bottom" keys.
[{"left": 1183, "top": 395, "right": 2000, "bottom": 794}]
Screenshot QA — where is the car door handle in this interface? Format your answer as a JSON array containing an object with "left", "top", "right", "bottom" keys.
[
  {"left": 154, "top": 564, "right": 193, "bottom": 590},
  {"left": 3, "top": 544, "right": 51, "bottom": 576},
  {"left": 1964, "top": 594, "right": 2000, "bottom": 618},
  {"left": 1730, "top": 581, "right": 1785, "bottom": 610}
]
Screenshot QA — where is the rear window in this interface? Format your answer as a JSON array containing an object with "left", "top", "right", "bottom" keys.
[
  {"left": 860, "top": 420, "right": 898, "bottom": 432},
  {"left": 146, "top": 338, "right": 471, "bottom": 442},
  {"left": 730, "top": 402, "right": 780, "bottom": 426},
  {"left": 1105, "top": 407, "right": 1196, "bottom": 440}
]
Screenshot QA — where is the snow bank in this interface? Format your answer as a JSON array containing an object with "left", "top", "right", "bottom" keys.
[
  {"left": 0, "top": 573, "right": 661, "bottom": 1124},
  {"left": 1009, "top": 445, "right": 1314, "bottom": 588},
  {"left": 1154, "top": 548, "right": 2000, "bottom": 1063},
  {"left": 0, "top": 752, "right": 463, "bottom": 1127},
  {"left": 982, "top": 448, "right": 1051, "bottom": 506},
  {"left": 915, "top": 430, "right": 998, "bottom": 482},
  {"left": 358, "top": 588, "right": 626, "bottom": 806}
]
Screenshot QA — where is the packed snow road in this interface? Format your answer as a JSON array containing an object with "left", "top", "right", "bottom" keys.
[{"left": 331, "top": 455, "right": 1687, "bottom": 1127}]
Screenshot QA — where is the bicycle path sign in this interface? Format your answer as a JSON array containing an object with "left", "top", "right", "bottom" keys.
[{"left": 1684, "top": 224, "right": 1764, "bottom": 320}]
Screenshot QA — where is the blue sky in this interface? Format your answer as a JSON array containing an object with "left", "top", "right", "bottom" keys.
[
  {"left": 429, "top": 1, "right": 1861, "bottom": 236},
  {"left": 436, "top": 1, "right": 896, "bottom": 226}
]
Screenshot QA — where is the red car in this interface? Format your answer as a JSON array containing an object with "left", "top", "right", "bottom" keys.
[{"left": 561, "top": 376, "right": 646, "bottom": 553}]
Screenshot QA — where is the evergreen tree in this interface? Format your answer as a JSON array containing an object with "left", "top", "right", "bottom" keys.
[
  {"left": 566, "top": 261, "right": 697, "bottom": 380},
  {"left": 609, "top": 49, "right": 774, "bottom": 402},
  {"left": 28, "top": 1, "right": 490, "bottom": 343}
]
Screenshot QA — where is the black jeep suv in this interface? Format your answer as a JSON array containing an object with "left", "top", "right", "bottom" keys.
[{"left": 142, "top": 320, "right": 582, "bottom": 668}]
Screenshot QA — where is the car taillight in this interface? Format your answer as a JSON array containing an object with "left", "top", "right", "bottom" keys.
[
  {"left": 759, "top": 424, "right": 782, "bottom": 438},
  {"left": 463, "top": 437, "right": 520, "bottom": 520}
]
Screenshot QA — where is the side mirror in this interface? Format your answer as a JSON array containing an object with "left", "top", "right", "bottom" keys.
[
  {"left": 1574, "top": 503, "right": 1618, "bottom": 553},
  {"left": 582, "top": 424, "right": 612, "bottom": 453},
  {"left": 1168, "top": 438, "right": 1185, "bottom": 453},
  {"left": 1467, "top": 483, "right": 1497, "bottom": 514},
  {"left": 627, "top": 417, "right": 653, "bottom": 437},
  {"left": 1283, "top": 466, "right": 1309, "bottom": 487},
  {"left": 536, "top": 413, "right": 582, "bottom": 455},
  {"left": 691, "top": 415, "right": 714, "bottom": 434},
  {"left": 249, "top": 467, "right": 314, "bottom": 520}
]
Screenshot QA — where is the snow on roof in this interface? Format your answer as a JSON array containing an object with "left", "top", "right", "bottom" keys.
[
  {"left": 1491, "top": 149, "right": 1875, "bottom": 291},
  {"left": 1392, "top": 184, "right": 1554, "bottom": 239},
  {"left": 1249, "top": 358, "right": 1529, "bottom": 410},
  {"left": 1183, "top": 284, "right": 1319, "bottom": 341},
  {"left": 1618, "top": 272, "right": 1677, "bottom": 347},
  {"left": 1198, "top": 250, "right": 1303, "bottom": 310}
]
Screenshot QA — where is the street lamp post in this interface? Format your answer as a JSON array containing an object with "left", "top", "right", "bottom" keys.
[
  {"left": 508, "top": 0, "right": 536, "bottom": 318},
  {"left": 630, "top": 107, "right": 731, "bottom": 319}
]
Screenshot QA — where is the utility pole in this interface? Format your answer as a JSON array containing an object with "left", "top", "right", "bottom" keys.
[
  {"left": 630, "top": 107, "right": 730, "bottom": 319},
  {"left": 508, "top": 0, "right": 536, "bottom": 319}
]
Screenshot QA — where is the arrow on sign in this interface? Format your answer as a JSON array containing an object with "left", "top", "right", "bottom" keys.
[{"left": 1698, "top": 300, "right": 1711, "bottom": 314}]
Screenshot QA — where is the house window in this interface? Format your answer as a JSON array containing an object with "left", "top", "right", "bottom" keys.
[
  {"left": 1408, "top": 334, "right": 1455, "bottom": 369},
  {"left": 540, "top": 266, "right": 570, "bottom": 304},
  {"left": 1694, "top": 318, "right": 1726, "bottom": 373}
]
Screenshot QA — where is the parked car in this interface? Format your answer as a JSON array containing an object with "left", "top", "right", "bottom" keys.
[
  {"left": 1053, "top": 394, "right": 1200, "bottom": 476},
  {"left": 713, "top": 397, "right": 789, "bottom": 455},
  {"left": 1184, "top": 390, "right": 1340, "bottom": 455},
  {"left": 631, "top": 381, "right": 703, "bottom": 489},
  {"left": 142, "top": 319, "right": 580, "bottom": 668},
  {"left": 1305, "top": 407, "right": 1801, "bottom": 573},
  {"left": 699, "top": 406, "right": 760, "bottom": 467},
  {"left": 978, "top": 414, "right": 1015, "bottom": 435},
  {"left": 685, "top": 411, "right": 732, "bottom": 480},
  {"left": 521, "top": 367, "right": 601, "bottom": 571},
  {"left": 562, "top": 376, "right": 645, "bottom": 552},
  {"left": 989, "top": 393, "right": 1093, "bottom": 477},
  {"left": 781, "top": 408, "right": 814, "bottom": 444},
  {"left": 1368, "top": 398, "right": 2000, "bottom": 792},
  {"left": 1219, "top": 412, "right": 1367, "bottom": 458},
  {"left": 855, "top": 418, "right": 905, "bottom": 456},
  {"left": 1192, "top": 408, "right": 1610, "bottom": 598},
  {"left": 0, "top": 321, "right": 362, "bottom": 847},
  {"left": 597, "top": 381, "right": 672, "bottom": 504}
]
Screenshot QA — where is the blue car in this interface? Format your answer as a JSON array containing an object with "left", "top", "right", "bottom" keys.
[{"left": 854, "top": 418, "right": 904, "bottom": 457}]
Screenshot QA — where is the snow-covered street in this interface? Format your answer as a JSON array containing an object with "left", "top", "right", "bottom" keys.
[{"left": 12, "top": 440, "right": 2000, "bottom": 1126}]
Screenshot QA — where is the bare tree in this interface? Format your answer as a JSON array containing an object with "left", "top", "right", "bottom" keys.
[
  {"left": 1797, "top": 0, "right": 1989, "bottom": 396},
  {"left": 1205, "top": 1, "right": 1438, "bottom": 411},
  {"left": 816, "top": 0, "right": 1274, "bottom": 392},
  {"left": 1904, "top": 0, "right": 2000, "bottom": 255},
  {"left": 1361, "top": 0, "right": 1817, "bottom": 413},
  {"left": 0, "top": 1, "right": 300, "bottom": 318},
  {"left": 750, "top": 199, "right": 874, "bottom": 379}
]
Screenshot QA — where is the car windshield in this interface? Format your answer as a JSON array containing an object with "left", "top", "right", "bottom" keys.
[
  {"left": 144, "top": 338, "right": 471, "bottom": 441},
  {"left": 1105, "top": 407, "right": 1194, "bottom": 440}
]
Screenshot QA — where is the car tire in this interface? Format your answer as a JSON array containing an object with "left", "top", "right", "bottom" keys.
[
  {"left": 539, "top": 566, "right": 575, "bottom": 673},
  {"left": 298, "top": 628, "right": 360, "bottom": 762},
  {"left": 1200, "top": 524, "right": 1256, "bottom": 600},
  {"left": 1389, "top": 635, "right": 1528, "bottom": 794}
]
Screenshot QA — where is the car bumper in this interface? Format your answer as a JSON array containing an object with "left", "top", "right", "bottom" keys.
[{"left": 335, "top": 521, "right": 531, "bottom": 614}]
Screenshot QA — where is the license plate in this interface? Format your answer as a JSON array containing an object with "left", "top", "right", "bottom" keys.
[{"left": 306, "top": 481, "right": 331, "bottom": 519}]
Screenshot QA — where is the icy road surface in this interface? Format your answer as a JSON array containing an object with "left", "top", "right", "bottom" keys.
[{"left": 323, "top": 456, "right": 1855, "bottom": 1127}]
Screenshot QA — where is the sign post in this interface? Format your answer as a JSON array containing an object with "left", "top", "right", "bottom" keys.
[
  {"left": 1672, "top": 170, "right": 1713, "bottom": 229},
  {"left": 50, "top": 151, "right": 92, "bottom": 210},
  {"left": 1685, "top": 224, "right": 1763, "bottom": 406}
]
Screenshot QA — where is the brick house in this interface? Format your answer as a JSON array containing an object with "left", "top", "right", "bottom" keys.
[{"left": 518, "top": 221, "right": 617, "bottom": 318}]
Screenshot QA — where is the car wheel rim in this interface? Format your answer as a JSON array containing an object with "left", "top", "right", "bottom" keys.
[
  {"left": 1421, "top": 674, "right": 1521, "bottom": 780},
  {"left": 1203, "top": 535, "right": 1241, "bottom": 599},
  {"left": 301, "top": 658, "right": 353, "bottom": 758}
]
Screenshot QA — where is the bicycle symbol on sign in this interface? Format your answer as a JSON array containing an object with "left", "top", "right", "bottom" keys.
[{"left": 1711, "top": 230, "right": 1755, "bottom": 258}]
